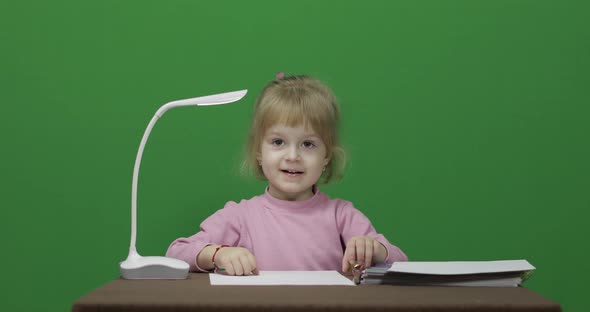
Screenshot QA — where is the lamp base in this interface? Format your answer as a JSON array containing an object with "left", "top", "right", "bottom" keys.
[{"left": 120, "top": 254, "right": 189, "bottom": 279}]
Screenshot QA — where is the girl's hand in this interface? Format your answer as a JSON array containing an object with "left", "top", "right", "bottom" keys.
[
  {"left": 214, "top": 247, "right": 259, "bottom": 276},
  {"left": 341, "top": 236, "right": 386, "bottom": 272}
]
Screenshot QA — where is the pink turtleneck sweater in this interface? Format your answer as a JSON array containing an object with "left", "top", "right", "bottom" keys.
[{"left": 166, "top": 188, "right": 407, "bottom": 272}]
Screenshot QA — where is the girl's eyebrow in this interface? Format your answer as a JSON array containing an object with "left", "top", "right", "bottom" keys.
[
  {"left": 267, "top": 131, "right": 284, "bottom": 137},
  {"left": 302, "top": 133, "right": 321, "bottom": 139}
]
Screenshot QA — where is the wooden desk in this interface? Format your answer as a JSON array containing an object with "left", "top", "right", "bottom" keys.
[{"left": 72, "top": 273, "right": 561, "bottom": 312}]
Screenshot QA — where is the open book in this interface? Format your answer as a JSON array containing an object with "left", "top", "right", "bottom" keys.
[{"left": 361, "top": 260, "right": 535, "bottom": 287}]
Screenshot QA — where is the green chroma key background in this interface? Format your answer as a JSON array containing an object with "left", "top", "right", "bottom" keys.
[{"left": 1, "top": 1, "right": 587, "bottom": 311}]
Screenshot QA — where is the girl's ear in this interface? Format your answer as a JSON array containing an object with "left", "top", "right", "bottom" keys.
[{"left": 323, "top": 156, "right": 331, "bottom": 167}]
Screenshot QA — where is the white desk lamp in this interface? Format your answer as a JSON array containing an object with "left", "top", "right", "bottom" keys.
[{"left": 120, "top": 89, "right": 248, "bottom": 279}]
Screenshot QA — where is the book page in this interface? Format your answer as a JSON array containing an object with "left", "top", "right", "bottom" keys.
[
  {"left": 390, "top": 260, "right": 535, "bottom": 275},
  {"left": 209, "top": 270, "right": 355, "bottom": 286}
]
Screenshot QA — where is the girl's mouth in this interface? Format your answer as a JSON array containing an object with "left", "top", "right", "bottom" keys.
[{"left": 281, "top": 169, "right": 303, "bottom": 176}]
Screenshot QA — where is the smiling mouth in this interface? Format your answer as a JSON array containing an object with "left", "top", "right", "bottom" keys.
[{"left": 281, "top": 169, "right": 304, "bottom": 175}]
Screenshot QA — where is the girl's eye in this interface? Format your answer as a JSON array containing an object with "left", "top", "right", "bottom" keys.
[
  {"left": 302, "top": 141, "right": 316, "bottom": 148},
  {"left": 271, "top": 139, "right": 284, "bottom": 146}
]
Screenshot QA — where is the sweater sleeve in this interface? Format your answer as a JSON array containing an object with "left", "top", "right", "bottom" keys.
[
  {"left": 337, "top": 201, "right": 408, "bottom": 263},
  {"left": 165, "top": 201, "right": 242, "bottom": 272}
]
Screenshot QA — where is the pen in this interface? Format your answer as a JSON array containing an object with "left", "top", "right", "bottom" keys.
[
  {"left": 215, "top": 267, "right": 228, "bottom": 275},
  {"left": 352, "top": 263, "right": 365, "bottom": 285}
]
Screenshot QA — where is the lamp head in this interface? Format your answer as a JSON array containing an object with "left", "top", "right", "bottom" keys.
[{"left": 156, "top": 89, "right": 247, "bottom": 117}]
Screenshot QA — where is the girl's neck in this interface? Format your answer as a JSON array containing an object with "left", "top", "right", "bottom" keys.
[{"left": 267, "top": 185, "right": 317, "bottom": 201}]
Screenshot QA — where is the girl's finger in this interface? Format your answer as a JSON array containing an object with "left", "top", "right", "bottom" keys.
[
  {"left": 239, "top": 255, "right": 253, "bottom": 275},
  {"left": 232, "top": 258, "right": 244, "bottom": 276},
  {"left": 342, "top": 239, "right": 357, "bottom": 271},
  {"left": 364, "top": 238, "right": 374, "bottom": 267},
  {"left": 247, "top": 253, "right": 259, "bottom": 275},
  {"left": 224, "top": 260, "right": 236, "bottom": 276},
  {"left": 355, "top": 238, "right": 366, "bottom": 265}
]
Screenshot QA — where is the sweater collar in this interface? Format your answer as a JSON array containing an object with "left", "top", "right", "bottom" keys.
[{"left": 262, "top": 185, "right": 325, "bottom": 211}]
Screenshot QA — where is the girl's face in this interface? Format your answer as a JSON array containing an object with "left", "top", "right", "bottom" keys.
[{"left": 258, "top": 123, "right": 330, "bottom": 201}]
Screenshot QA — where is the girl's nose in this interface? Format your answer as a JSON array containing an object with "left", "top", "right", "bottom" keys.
[{"left": 285, "top": 146, "right": 301, "bottom": 161}]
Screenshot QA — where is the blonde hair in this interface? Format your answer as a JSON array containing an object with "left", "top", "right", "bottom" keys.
[{"left": 243, "top": 75, "right": 345, "bottom": 183}]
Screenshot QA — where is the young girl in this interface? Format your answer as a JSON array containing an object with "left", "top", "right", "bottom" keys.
[{"left": 166, "top": 74, "right": 407, "bottom": 275}]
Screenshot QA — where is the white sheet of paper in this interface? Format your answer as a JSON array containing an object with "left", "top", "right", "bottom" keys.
[
  {"left": 209, "top": 270, "right": 355, "bottom": 286},
  {"left": 389, "top": 260, "right": 535, "bottom": 275}
]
